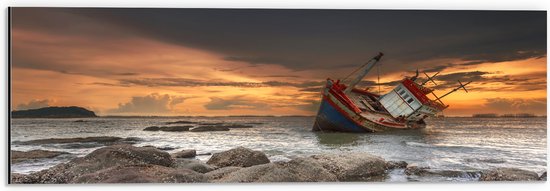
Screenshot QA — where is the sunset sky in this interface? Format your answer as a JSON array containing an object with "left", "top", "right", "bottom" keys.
[{"left": 10, "top": 8, "right": 547, "bottom": 116}]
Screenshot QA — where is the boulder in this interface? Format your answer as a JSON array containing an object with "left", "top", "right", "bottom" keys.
[
  {"left": 172, "top": 149, "right": 197, "bottom": 158},
  {"left": 190, "top": 126, "right": 230, "bottom": 132},
  {"left": 310, "top": 153, "right": 386, "bottom": 181},
  {"left": 11, "top": 150, "right": 70, "bottom": 163},
  {"left": 280, "top": 157, "right": 338, "bottom": 182},
  {"left": 479, "top": 168, "right": 540, "bottom": 181},
  {"left": 174, "top": 158, "right": 215, "bottom": 173},
  {"left": 539, "top": 171, "right": 547, "bottom": 181},
  {"left": 160, "top": 126, "right": 191, "bottom": 132},
  {"left": 205, "top": 166, "right": 243, "bottom": 181},
  {"left": 19, "top": 144, "right": 174, "bottom": 183},
  {"left": 385, "top": 161, "right": 408, "bottom": 170},
  {"left": 212, "top": 163, "right": 292, "bottom": 182},
  {"left": 404, "top": 164, "right": 430, "bottom": 176},
  {"left": 143, "top": 126, "right": 192, "bottom": 132},
  {"left": 207, "top": 147, "right": 269, "bottom": 167},
  {"left": 72, "top": 164, "right": 207, "bottom": 183},
  {"left": 143, "top": 126, "right": 160, "bottom": 131},
  {"left": 211, "top": 157, "right": 337, "bottom": 183}
]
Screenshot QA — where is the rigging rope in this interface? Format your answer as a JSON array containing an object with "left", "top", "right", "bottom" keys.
[
  {"left": 341, "top": 60, "right": 371, "bottom": 83},
  {"left": 377, "top": 63, "right": 381, "bottom": 94}
]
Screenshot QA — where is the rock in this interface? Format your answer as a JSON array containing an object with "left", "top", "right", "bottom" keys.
[
  {"left": 207, "top": 147, "right": 270, "bottom": 168},
  {"left": 142, "top": 145, "right": 176, "bottom": 151},
  {"left": 385, "top": 161, "right": 408, "bottom": 169},
  {"left": 197, "top": 152, "right": 212, "bottom": 156},
  {"left": 21, "top": 144, "right": 174, "bottom": 183},
  {"left": 11, "top": 150, "right": 70, "bottom": 163},
  {"left": 479, "top": 168, "right": 540, "bottom": 181},
  {"left": 205, "top": 166, "right": 243, "bottom": 181},
  {"left": 73, "top": 120, "right": 87, "bottom": 122},
  {"left": 72, "top": 164, "right": 207, "bottom": 183},
  {"left": 280, "top": 157, "right": 338, "bottom": 182},
  {"left": 211, "top": 157, "right": 337, "bottom": 182},
  {"left": 143, "top": 126, "right": 160, "bottom": 131},
  {"left": 160, "top": 126, "right": 191, "bottom": 132},
  {"left": 310, "top": 153, "right": 386, "bottom": 181},
  {"left": 212, "top": 163, "right": 292, "bottom": 182},
  {"left": 429, "top": 170, "right": 481, "bottom": 179},
  {"left": 539, "top": 171, "right": 547, "bottom": 181},
  {"left": 10, "top": 173, "right": 33, "bottom": 184},
  {"left": 190, "top": 125, "right": 230, "bottom": 132},
  {"left": 166, "top": 120, "right": 197, "bottom": 125},
  {"left": 172, "top": 149, "right": 196, "bottom": 158},
  {"left": 174, "top": 158, "right": 215, "bottom": 173},
  {"left": 17, "top": 136, "right": 138, "bottom": 145},
  {"left": 404, "top": 164, "right": 430, "bottom": 176},
  {"left": 143, "top": 126, "right": 191, "bottom": 132}
]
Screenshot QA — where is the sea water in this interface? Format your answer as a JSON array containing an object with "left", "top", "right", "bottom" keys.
[{"left": 10, "top": 116, "right": 547, "bottom": 181}]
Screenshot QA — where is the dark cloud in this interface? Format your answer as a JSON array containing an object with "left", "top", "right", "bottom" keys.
[
  {"left": 57, "top": 9, "right": 546, "bottom": 72},
  {"left": 114, "top": 77, "right": 325, "bottom": 89},
  {"left": 108, "top": 93, "right": 188, "bottom": 114},
  {"left": 421, "top": 71, "right": 546, "bottom": 92},
  {"left": 204, "top": 96, "right": 270, "bottom": 110},
  {"left": 15, "top": 99, "right": 51, "bottom": 110},
  {"left": 484, "top": 97, "right": 546, "bottom": 114},
  {"left": 11, "top": 8, "right": 546, "bottom": 80}
]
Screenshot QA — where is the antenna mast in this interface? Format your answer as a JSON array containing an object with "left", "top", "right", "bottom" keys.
[
  {"left": 434, "top": 80, "right": 472, "bottom": 102},
  {"left": 343, "top": 52, "right": 384, "bottom": 94}
]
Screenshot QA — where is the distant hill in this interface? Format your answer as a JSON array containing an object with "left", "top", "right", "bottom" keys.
[{"left": 12, "top": 106, "right": 98, "bottom": 118}]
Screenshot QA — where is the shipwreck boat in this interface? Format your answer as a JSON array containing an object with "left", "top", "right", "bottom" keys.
[{"left": 312, "top": 52, "right": 471, "bottom": 133}]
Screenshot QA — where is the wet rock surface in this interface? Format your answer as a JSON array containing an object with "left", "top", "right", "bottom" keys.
[
  {"left": 72, "top": 164, "right": 207, "bottom": 183},
  {"left": 172, "top": 149, "right": 197, "bottom": 158},
  {"left": 190, "top": 125, "right": 230, "bottom": 132},
  {"left": 174, "top": 158, "right": 215, "bottom": 173},
  {"left": 143, "top": 126, "right": 191, "bottom": 132},
  {"left": 310, "top": 153, "right": 386, "bottom": 181},
  {"left": 385, "top": 161, "right": 408, "bottom": 170},
  {"left": 539, "top": 171, "right": 547, "bottom": 181},
  {"left": 9, "top": 145, "right": 545, "bottom": 184},
  {"left": 207, "top": 147, "right": 270, "bottom": 167},
  {"left": 12, "top": 144, "right": 174, "bottom": 183},
  {"left": 11, "top": 150, "right": 70, "bottom": 163},
  {"left": 479, "top": 167, "right": 540, "bottom": 181}
]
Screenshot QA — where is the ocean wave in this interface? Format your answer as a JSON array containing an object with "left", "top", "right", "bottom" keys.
[
  {"left": 404, "top": 141, "right": 435, "bottom": 148},
  {"left": 464, "top": 158, "right": 506, "bottom": 164}
]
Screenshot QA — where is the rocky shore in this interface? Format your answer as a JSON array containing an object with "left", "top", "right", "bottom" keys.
[{"left": 10, "top": 145, "right": 547, "bottom": 183}]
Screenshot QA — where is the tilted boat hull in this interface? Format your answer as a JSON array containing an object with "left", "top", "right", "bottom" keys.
[{"left": 313, "top": 98, "right": 373, "bottom": 133}]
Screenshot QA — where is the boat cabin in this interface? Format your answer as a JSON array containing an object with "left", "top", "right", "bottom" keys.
[{"left": 379, "top": 78, "right": 445, "bottom": 121}]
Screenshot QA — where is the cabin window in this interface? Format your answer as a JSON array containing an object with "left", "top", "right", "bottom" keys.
[
  {"left": 399, "top": 90, "right": 406, "bottom": 96},
  {"left": 402, "top": 94, "right": 410, "bottom": 99},
  {"left": 407, "top": 98, "right": 414, "bottom": 104}
]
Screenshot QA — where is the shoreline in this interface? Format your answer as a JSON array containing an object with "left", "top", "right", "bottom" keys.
[{"left": 10, "top": 145, "right": 547, "bottom": 183}]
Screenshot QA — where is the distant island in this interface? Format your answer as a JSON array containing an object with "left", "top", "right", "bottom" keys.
[{"left": 12, "top": 106, "right": 97, "bottom": 118}]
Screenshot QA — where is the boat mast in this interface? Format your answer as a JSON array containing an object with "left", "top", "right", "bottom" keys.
[{"left": 343, "top": 52, "right": 384, "bottom": 94}]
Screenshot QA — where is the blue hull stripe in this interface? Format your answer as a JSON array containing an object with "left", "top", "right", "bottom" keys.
[{"left": 313, "top": 98, "right": 371, "bottom": 133}]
